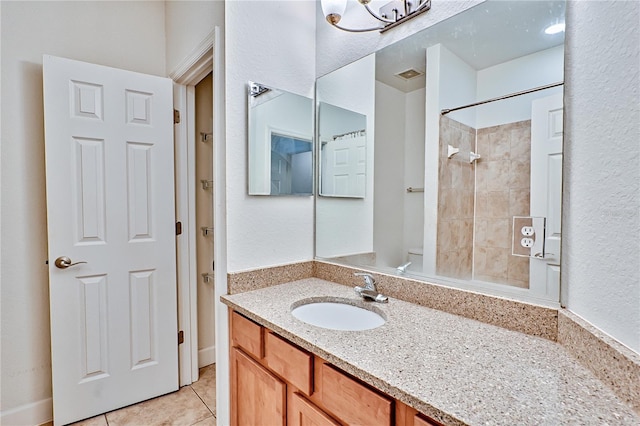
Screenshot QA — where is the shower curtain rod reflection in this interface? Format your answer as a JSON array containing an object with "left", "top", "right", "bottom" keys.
[{"left": 440, "top": 81, "right": 564, "bottom": 115}]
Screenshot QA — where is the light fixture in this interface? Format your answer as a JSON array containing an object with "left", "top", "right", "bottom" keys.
[
  {"left": 321, "top": 0, "right": 432, "bottom": 33},
  {"left": 544, "top": 22, "right": 565, "bottom": 35}
]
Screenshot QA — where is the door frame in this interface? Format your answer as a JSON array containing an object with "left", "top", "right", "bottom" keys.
[{"left": 171, "top": 27, "right": 227, "bottom": 389}]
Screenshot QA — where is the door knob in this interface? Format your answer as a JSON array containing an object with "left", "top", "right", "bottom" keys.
[{"left": 54, "top": 256, "right": 87, "bottom": 269}]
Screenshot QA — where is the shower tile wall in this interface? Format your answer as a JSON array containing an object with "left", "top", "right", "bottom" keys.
[
  {"left": 436, "top": 116, "right": 475, "bottom": 279},
  {"left": 475, "top": 120, "right": 531, "bottom": 288}
]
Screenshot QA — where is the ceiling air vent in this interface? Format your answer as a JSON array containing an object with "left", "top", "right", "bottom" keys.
[{"left": 395, "top": 68, "right": 424, "bottom": 80}]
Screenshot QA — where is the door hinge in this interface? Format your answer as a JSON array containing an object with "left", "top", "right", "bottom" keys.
[
  {"left": 176, "top": 221, "right": 182, "bottom": 236},
  {"left": 178, "top": 330, "right": 184, "bottom": 345},
  {"left": 173, "top": 109, "right": 181, "bottom": 124}
]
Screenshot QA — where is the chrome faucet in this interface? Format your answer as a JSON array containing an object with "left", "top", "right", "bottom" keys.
[
  {"left": 396, "top": 261, "right": 412, "bottom": 274},
  {"left": 354, "top": 273, "right": 388, "bottom": 303}
]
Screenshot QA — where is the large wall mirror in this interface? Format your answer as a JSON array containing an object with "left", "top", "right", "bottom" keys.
[
  {"left": 248, "top": 81, "right": 313, "bottom": 196},
  {"left": 315, "top": 0, "right": 566, "bottom": 305}
]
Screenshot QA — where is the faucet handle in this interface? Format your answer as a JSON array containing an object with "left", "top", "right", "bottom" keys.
[{"left": 354, "top": 272, "right": 376, "bottom": 289}]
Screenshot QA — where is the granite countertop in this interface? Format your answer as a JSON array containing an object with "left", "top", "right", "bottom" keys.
[{"left": 221, "top": 278, "right": 639, "bottom": 426}]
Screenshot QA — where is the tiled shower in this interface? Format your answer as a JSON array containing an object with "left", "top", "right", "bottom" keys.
[{"left": 437, "top": 115, "right": 531, "bottom": 288}]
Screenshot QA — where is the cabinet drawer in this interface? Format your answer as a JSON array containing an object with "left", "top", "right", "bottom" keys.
[
  {"left": 320, "top": 363, "right": 392, "bottom": 426},
  {"left": 265, "top": 331, "right": 313, "bottom": 395},
  {"left": 231, "top": 311, "right": 263, "bottom": 358}
]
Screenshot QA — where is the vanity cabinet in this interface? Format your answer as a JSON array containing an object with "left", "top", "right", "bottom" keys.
[
  {"left": 231, "top": 347, "right": 286, "bottom": 426},
  {"left": 230, "top": 311, "right": 444, "bottom": 426}
]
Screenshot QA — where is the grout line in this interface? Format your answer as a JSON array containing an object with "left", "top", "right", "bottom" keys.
[{"left": 189, "top": 384, "right": 216, "bottom": 419}]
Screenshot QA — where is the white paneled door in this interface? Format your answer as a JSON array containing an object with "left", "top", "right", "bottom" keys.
[
  {"left": 321, "top": 133, "right": 366, "bottom": 197},
  {"left": 43, "top": 55, "right": 178, "bottom": 425},
  {"left": 530, "top": 92, "right": 563, "bottom": 301}
]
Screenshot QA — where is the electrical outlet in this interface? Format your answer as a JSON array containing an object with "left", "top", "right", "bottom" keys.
[
  {"left": 521, "top": 238, "right": 534, "bottom": 248},
  {"left": 513, "top": 216, "right": 547, "bottom": 257},
  {"left": 521, "top": 226, "right": 535, "bottom": 236}
]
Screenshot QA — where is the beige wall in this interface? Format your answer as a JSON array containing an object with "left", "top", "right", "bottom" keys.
[
  {"left": 436, "top": 117, "right": 531, "bottom": 287},
  {"left": 436, "top": 116, "right": 475, "bottom": 280},
  {"left": 474, "top": 121, "right": 531, "bottom": 287},
  {"left": 0, "top": 0, "right": 166, "bottom": 415}
]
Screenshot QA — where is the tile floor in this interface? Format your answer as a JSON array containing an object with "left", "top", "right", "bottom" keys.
[{"left": 65, "top": 364, "right": 217, "bottom": 426}]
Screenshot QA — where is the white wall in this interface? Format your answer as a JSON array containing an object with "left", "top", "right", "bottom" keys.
[
  {"left": 403, "top": 88, "right": 426, "bottom": 258},
  {"left": 165, "top": 0, "right": 225, "bottom": 76},
  {"left": 316, "top": 54, "right": 376, "bottom": 258},
  {"left": 475, "top": 45, "right": 564, "bottom": 129},
  {"left": 563, "top": 0, "right": 640, "bottom": 353},
  {"left": 372, "top": 82, "right": 426, "bottom": 269},
  {"left": 225, "top": 0, "right": 316, "bottom": 272},
  {"left": 221, "top": 7, "right": 316, "bottom": 420},
  {"left": 0, "top": 0, "right": 166, "bottom": 420},
  {"left": 433, "top": 44, "right": 478, "bottom": 127},
  {"left": 431, "top": 45, "right": 564, "bottom": 130},
  {"left": 374, "top": 81, "right": 405, "bottom": 267}
]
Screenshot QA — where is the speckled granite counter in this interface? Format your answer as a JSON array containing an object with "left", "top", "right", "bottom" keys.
[{"left": 221, "top": 278, "right": 639, "bottom": 426}]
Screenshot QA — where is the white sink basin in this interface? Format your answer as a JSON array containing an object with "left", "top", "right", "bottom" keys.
[{"left": 291, "top": 301, "right": 385, "bottom": 331}]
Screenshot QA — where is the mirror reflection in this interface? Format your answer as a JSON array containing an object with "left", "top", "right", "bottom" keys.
[
  {"left": 315, "top": 0, "right": 566, "bottom": 304},
  {"left": 315, "top": 54, "right": 376, "bottom": 259},
  {"left": 319, "top": 102, "right": 367, "bottom": 198},
  {"left": 247, "top": 81, "right": 313, "bottom": 196}
]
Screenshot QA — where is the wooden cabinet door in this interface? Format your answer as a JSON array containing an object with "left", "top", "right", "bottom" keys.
[
  {"left": 231, "top": 347, "right": 286, "bottom": 426},
  {"left": 290, "top": 392, "right": 341, "bottom": 426}
]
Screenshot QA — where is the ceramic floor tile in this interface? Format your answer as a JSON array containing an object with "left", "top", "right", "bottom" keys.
[
  {"left": 70, "top": 414, "right": 107, "bottom": 426},
  {"left": 192, "top": 415, "right": 216, "bottom": 426},
  {"left": 191, "top": 364, "right": 217, "bottom": 415},
  {"left": 105, "top": 386, "right": 211, "bottom": 426}
]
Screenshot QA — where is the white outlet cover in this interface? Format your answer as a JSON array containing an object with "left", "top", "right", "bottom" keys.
[
  {"left": 521, "top": 238, "right": 534, "bottom": 248},
  {"left": 521, "top": 226, "right": 535, "bottom": 236}
]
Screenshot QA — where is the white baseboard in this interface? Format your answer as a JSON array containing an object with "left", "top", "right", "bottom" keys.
[
  {"left": 0, "top": 398, "right": 53, "bottom": 426},
  {"left": 198, "top": 345, "right": 216, "bottom": 368}
]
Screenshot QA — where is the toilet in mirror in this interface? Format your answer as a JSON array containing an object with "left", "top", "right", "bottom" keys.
[{"left": 315, "top": 0, "right": 566, "bottom": 305}]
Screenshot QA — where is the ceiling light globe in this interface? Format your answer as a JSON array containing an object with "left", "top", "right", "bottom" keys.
[{"left": 321, "top": 0, "right": 347, "bottom": 24}]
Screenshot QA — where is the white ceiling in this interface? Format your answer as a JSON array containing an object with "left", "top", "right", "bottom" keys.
[{"left": 376, "top": 0, "right": 566, "bottom": 92}]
